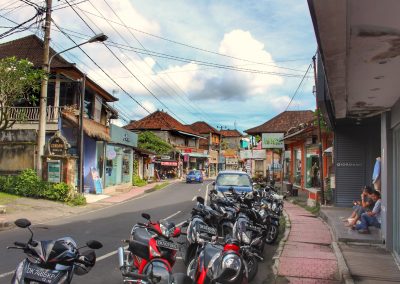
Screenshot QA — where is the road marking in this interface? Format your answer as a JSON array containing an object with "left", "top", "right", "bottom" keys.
[
  {"left": 164, "top": 211, "right": 181, "bottom": 220},
  {"left": 0, "top": 271, "right": 13, "bottom": 279},
  {"left": 191, "top": 196, "right": 197, "bottom": 201}
]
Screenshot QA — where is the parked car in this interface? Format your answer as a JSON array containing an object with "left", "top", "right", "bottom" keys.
[
  {"left": 186, "top": 170, "right": 203, "bottom": 183},
  {"left": 214, "top": 170, "right": 253, "bottom": 193}
]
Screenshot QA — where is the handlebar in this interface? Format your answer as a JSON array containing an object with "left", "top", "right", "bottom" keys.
[{"left": 14, "top": 241, "right": 27, "bottom": 248}]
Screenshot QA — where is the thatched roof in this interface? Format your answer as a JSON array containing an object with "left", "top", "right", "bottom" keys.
[{"left": 62, "top": 111, "right": 110, "bottom": 141}]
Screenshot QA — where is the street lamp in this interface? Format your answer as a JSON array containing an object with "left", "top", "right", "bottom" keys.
[{"left": 36, "top": 33, "right": 108, "bottom": 190}]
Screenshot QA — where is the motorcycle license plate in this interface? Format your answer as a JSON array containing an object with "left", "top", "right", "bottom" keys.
[
  {"left": 246, "top": 224, "right": 262, "bottom": 233},
  {"left": 191, "top": 178, "right": 195, "bottom": 181},
  {"left": 25, "top": 263, "right": 61, "bottom": 284},
  {"left": 156, "top": 240, "right": 179, "bottom": 250},
  {"left": 198, "top": 224, "right": 217, "bottom": 235}
]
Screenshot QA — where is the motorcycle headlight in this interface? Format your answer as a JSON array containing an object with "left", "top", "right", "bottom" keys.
[
  {"left": 160, "top": 222, "right": 173, "bottom": 238},
  {"left": 222, "top": 254, "right": 241, "bottom": 272}
]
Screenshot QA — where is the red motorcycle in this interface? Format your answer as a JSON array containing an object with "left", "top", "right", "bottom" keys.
[
  {"left": 188, "top": 236, "right": 248, "bottom": 284},
  {"left": 118, "top": 213, "right": 192, "bottom": 284}
]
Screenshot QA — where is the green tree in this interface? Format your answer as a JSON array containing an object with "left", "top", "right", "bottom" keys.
[
  {"left": 138, "top": 131, "right": 173, "bottom": 155},
  {"left": 0, "top": 57, "right": 46, "bottom": 130}
]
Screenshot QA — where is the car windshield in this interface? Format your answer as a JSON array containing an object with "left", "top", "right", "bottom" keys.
[
  {"left": 189, "top": 170, "right": 201, "bottom": 175},
  {"left": 216, "top": 174, "right": 251, "bottom": 187}
]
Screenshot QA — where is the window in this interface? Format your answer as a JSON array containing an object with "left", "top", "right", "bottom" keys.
[{"left": 216, "top": 173, "right": 251, "bottom": 187}]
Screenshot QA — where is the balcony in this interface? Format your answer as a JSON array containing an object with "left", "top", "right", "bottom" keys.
[{"left": 2, "top": 106, "right": 63, "bottom": 131}]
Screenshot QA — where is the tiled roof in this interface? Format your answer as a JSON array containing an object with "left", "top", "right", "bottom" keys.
[
  {"left": 0, "top": 35, "right": 73, "bottom": 69},
  {"left": 220, "top": 129, "right": 243, "bottom": 137},
  {"left": 125, "top": 111, "right": 200, "bottom": 135},
  {"left": 188, "top": 121, "right": 220, "bottom": 134},
  {"left": 245, "top": 110, "right": 315, "bottom": 135}
]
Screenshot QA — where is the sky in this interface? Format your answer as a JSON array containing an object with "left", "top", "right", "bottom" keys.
[{"left": 0, "top": 0, "right": 317, "bottom": 132}]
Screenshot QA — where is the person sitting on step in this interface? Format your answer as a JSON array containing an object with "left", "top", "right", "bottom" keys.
[
  {"left": 345, "top": 186, "right": 374, "bottom": 227},
  {"left": 355, "top": 190, "right": 381, "bottom": 234}
]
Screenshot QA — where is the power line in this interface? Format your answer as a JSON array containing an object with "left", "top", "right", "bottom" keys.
[
  {"left": 97, "top": 0, "right": 212, "bottom": 123},
  {"left": 74, "top": 7, "right": 311, "bottom": 71},
  {"left": 63, "top": 0, "right": 187, "bottom": 124},
  {"left": 51, "top": 19, "right": 152, "bottom": 115},
  {"left": 284, "top": 63, "right": 312, "bottom": 112}
]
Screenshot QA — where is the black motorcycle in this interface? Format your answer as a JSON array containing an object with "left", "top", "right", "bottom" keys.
[{"left": 9, "top": 218, "right": 103, "bottom": 284}]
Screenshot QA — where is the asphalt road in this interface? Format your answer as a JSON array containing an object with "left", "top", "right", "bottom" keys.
[{"left": 0, "top": 181, "right": 278, "bottom": 283}]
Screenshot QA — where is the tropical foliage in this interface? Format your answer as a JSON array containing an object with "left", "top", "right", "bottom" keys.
[{"left": 138, "top": 131, "right": 173, "bottom": 155}]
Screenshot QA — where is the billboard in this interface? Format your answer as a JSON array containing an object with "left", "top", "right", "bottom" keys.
[{"left": 262, "top": 133, "right": 284, "bottom": 149}]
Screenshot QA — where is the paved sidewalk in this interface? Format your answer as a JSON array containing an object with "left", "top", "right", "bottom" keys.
[{"left": 277, "top": 202, "right": 341, "bottom": 283}]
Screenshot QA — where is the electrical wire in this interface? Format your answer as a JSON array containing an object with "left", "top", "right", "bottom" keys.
[
  {"left": 284, "top": 63, "right": 312, "bottom": 112},
  {"left": 63, "top": 0, "right": 188, "bottom": 124}
]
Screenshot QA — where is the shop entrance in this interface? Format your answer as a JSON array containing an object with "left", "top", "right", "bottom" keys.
[{"left": 306, "top": 146, "right": 320, "bottom": 188}]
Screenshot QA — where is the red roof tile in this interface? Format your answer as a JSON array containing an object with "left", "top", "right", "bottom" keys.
[
  {"left": 188, "top": 121, "right": 220, "bottom": 134},
  {"left": 245, "top": 110, "right": 315, "bottom": 135},
  {"left": 220, "top": 129, "right": 243, "bottom": 137},
  {"left": 125, "top": 111, "right": 200, "bottom": 135}
]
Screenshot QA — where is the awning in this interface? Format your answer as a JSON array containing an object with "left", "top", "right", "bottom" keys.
[
  {"left": 176, "top": 130, "right": 207, "bottom": 139},
  {"left": 62, "top": 111, "right": 110, "bottom": 141},
  {"left": 186, "top": 152, "right": 209, "bottom": 158}
]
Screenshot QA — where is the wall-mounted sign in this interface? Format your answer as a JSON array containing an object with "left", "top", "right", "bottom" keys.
[
  {"left": 48, "top": 131, "right": 70, "bottom": 156},
  {"left": 110, "top": 124, "right": 138, "bottom": 147},
  {"left": 262, "top": 133, "right": 284, "bottom": 149},
  {"left": 226, "top": 157, "right": 238, "bottom": 165},
  {"left": 240, "top": 149, "right": 267, "bottom": 159},
  {"left": 48, "top": 160, "right": 61, "bottom": 183},
  {"left": 161, "top": 161, "right": 178, "bottom": 166},
  {"left": 161, "top": 155, "right": 171, "bottom": 160}
]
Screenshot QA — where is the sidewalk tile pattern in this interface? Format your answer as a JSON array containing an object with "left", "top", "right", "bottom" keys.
[{"left": 278, "top": 202, "right": 339, "bottom": 282}]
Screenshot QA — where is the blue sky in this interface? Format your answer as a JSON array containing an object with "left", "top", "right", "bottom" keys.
[{"left": 0, "top": 0, "right": 317, "bottom": 131}]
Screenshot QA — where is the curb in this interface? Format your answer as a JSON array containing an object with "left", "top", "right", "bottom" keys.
[
  {"left": 272, "top": 209, "right": 291, "bottom": 277},
  {"left": 321, "top": 213, "right": 355, "bottom": 284}
]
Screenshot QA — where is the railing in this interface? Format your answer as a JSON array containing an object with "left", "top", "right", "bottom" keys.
[{"left": 5, "top": 106, "right": 64, "bottom": 122}]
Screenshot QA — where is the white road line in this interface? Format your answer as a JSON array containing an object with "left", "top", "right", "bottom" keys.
[
  {"left": 0, "top": 271, "right": 13, "bottom": 279},
  {"left": 191, "top": 196, "right": 197, "bottom": 201},
  {"left": 163, "top": 211, "right": 181, "bottom": 220}
]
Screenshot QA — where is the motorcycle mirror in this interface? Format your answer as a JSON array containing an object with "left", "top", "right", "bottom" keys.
[
  {"left": 86, "top": 240, "right": 103, "bottom": 250},
  {"left": 15, "top": 218, "right": 31, "bottom": 228},
  {"left": 141, "top": 213, "right": 151, "bottom": 220},
  {"left": 196, "top": 196, "right": 205, "bottom": 205},
  {"left": 212, "top": 181, "right": 216, "bottom": 186}
]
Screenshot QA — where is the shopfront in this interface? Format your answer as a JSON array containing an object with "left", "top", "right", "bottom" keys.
[
  {"left": 305, "top": 145, "right": 320, "bottom": 188},
  {"left": 105, "top": 125, "right": 137, "bottom": 188}
]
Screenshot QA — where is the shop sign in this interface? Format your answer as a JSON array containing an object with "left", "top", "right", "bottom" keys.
[
  {"left": 48, "top": 131, "right": 70, "bottom": 156},
  {"left": 262, "top": 133, "right": 284, "bottom": 149},
  {"left": 48, "top": 160, "right": 61, "bottom": 183},
  {"left": 183, "top": 148, "right": 192, "bottom": 153},
  {"left": 161, "top": 155, "right": 171, "bottom": 160},
  {"left": 110, "top": 124, "right": 138, "bottom": 147},
  {"left": 240, "top": 149, "right": 266, "bottom": 159},
  {"left": 161, "top": 161, "right": 178, "bottom": 166},
  {"left": 190, "top": 157, "right": 196, "bottom": 163},
  {"left": 336, "top": 161, "right": 362, "bottom": 167},
  {"left": 226, "top": 157, "right": 238, "bottom": 165},
  {"left": 209, "top": 150, "right": 218, "bottom": 163}
]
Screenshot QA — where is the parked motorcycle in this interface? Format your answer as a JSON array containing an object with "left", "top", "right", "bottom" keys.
[
  {"left": 118, "top": 213, "right": 193, "bottom": 283},
  {"left": 9, "top": 218, "right": 103, "bottom": 284},
  {"left": 188, "top": 237, "right": 248, "bottom": 284}
]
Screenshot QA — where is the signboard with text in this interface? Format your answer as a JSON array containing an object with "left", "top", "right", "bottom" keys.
[
  {"left": 48, "top": 131, "right": 70, "bottom": 156},
  {"left": 110, "top": 124, "right": 138, "bottom": 147},
  {"left": 48, "top": 160, "right": 61, "bottom": 183},
  {"left": 262, "top": 133, "right": 284, "bottom": 149}
]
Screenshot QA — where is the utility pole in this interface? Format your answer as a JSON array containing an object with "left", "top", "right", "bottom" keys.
[
  {"left": 217, "top": 126, "right": 226, "bottom": 172},
  {"left": 312, "top": 54, "right": 325, "bottom": 205},
  {"left": 79, "top": 74, "right": 86, "bottom": 193},
  {"left": 36, "top": 0, "right": 52, "bottom": 177}
]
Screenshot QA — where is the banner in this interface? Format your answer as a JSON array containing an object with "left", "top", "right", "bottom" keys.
[{"left": 262, "top": 133, "right": 284, "bottom": 149}]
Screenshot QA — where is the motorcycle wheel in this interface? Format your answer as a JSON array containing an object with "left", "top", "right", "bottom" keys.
[
  {"left": 173, "top": 272, "right": 194, "bottom": 284},
  {"left": 265, "top": 224, "right": 279, "bottom": 244},
  {"left": 246, "top": 255, "right": 258, "bottom": 282}
]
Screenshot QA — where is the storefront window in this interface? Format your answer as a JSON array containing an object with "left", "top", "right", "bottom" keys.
[
  {"left": 306, "top": 146, "right": 320, "bottom": 188},
  {"left": 294, "top": 149, "right": 302, "bottom": 185}
]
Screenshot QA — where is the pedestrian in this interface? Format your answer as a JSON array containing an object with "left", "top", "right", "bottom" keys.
[{"left": 355, "top": 190, "right": 381, "bottom": 233}]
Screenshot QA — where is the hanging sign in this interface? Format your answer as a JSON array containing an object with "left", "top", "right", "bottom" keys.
[{"left": 262, "top": 133, "right": 284, "bottom": 149}]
